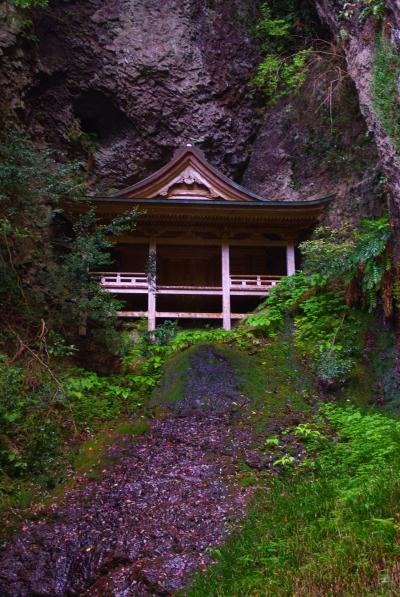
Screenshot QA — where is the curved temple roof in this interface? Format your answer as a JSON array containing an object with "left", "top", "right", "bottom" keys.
[{"left": 97, "top": 144, "right": 334, "bottom": 208}]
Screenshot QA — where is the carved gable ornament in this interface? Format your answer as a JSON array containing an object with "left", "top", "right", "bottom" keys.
[
  {"left": 158, "top": 165, "right": 219, "bottom": 200},
  {"left": 109, "top": 145, "right": 266, "bottom": 203}
]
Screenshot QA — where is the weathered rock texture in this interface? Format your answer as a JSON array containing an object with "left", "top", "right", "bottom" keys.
[
  {"left": 23, "top": 0, "right": 262, "bottom": 189},
  {"left": 0, "top": 4, "right": 35, "bottom": 123},
  {"left": 242, "top": 65, "right": 379, "bottom": 207},
  {"left": 315, "top": 1, "right": 400, "bottom": 250}
]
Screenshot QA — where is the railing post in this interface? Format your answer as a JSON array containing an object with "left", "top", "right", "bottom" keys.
[
  {"left": 148, "top": 241, "right": 157, "bottom": 332},
  {"left": 286, "top": 242, "right": 296, "bottom": 276},
  {"left": 221, "top": 242, "right": 231, "bottom": 330}
]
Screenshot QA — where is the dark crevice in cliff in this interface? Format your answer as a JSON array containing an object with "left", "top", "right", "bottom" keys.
[{"left": 73, "top": 90, "right": 133, "bottom": 145}]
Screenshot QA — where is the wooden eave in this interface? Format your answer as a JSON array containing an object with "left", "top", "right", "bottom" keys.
[
  {"left": 63, "top": 144, "right": 334, "bottom": 230},
  {"left": 65, "top": 194, "right": 333, "bottom": 229}
]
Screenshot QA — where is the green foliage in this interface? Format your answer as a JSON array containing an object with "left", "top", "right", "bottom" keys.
[
  {"left": 143, "top": 320, "right": 178, "bottom": 347},
  {"left": 53, "top": 207, "right": 138, "bottom": 329},
  {"left": 273, "top": 454, "right": 295, "bottom": 467},
  {"left": 170, "top": 328, "right": 252, "bottom": 353},
  {"left": 0, "top": 356, "right": 156, "bottom": 483},
  {"left": 340, "top": 1, "right": 386, "bottom": 23},
  {"left": 186, "top": 405, "right": 400, "bottom": 595},
  {"left": 252, "top": 49, "right": 311, "bottom": 101},
  {"left": 0, "top": 360, "right": 64, "bottom": 477},
  {"left": 313, "top": 345, "right": 356, "bottom": 386},
  {"left": 245, "top": 273, "right": 358, "bottom": 362},
  {"left": 244, "top": 216, "right": 392, "bottom": 385},
  {"left": 68, "top": 126, "right": 98, "bottom": 156},
  {"left": 245, "top": 271, "right": 325, "bottom": 335},
  {"left": 372, "top": 32, "right": 400, "bottom": 152},
  {"left": 299, "top": 225, "right": 355, "bottom": 279},
  {"left": 132, "top": 326, "right": 256, "bottom": 367},
  {"left": 11, "top": 0, "right": 47, "bottom": 7},
  {"left": 0, "top": 130, "right": 138, "bottom": 342},
  {"left": 245, "top": 278, "right": 361, "bottom": 388},
  {"left": 64, "top": 370, "right": 146, "bottom": 426},
  {"left": 252, "top": 1, "right": 314, "bottom": 103},
  {"left": 352, "top": 216, "right": 392, "bottom": 310},
  {"left": 359, "top": 1, "right": 385, "bottom": 23},
  {"left": 300, "top": 216, "right": 392, "bottom": 311},
  {"left": 292, "top": 422, "right": 322, "bottom": 439}
]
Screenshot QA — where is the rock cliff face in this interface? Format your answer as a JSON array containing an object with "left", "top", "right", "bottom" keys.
[
  {"left": 314, "top": 0, "right": 400, "bottom": 252},
  {"left": 0, "top": 0, "right": 397, "bottom": 226},
  {"left": 24, "top": 0, "right": 261, "bottom": 189}
]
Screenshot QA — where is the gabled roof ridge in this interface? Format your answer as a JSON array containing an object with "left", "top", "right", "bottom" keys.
[{"left": 108, "top": 144, "right": 266, "bottom": 202}]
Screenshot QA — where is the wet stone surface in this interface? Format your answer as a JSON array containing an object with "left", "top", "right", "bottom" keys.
[
  {"left": 0, "top": 346, "right": 302, "bottom": 596},
  {"left": 170, "top": 344, "right": 248, "bottom": 416}
]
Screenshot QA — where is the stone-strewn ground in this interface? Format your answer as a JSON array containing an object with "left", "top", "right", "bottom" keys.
[{"left": 0, "top": 346, "right": 305, "bottom": 596}]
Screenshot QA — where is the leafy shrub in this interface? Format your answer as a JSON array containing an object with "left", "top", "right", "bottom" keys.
[
  {"left": 252, "top": 2, "right": 314, "bottom": 103},
  {"left": 245, "top": 272, "right": 325, "bottom": 335},
  {"left": 9, "top": 0, "right": 48, "bottom": 7},
  {"left": 142, "top": 320, "right": 178, "bottom": 347},
  {"left": 245, "top": 216, "right": 392, "bottom": 385},
  {"left": 300, "top": 216, "right": 392, "bottom": 309},
  {"left": 0, "top": 356, "right": 152, "bottom": 480},
  {"left": 0, "top": 360, "right": 63, "bottom": 476},
  {"left": 313, "top": 346, "right": 355, "bottom": 386},
  {"left": 252, "top": 48, "right": 311, "bottom": 101},
  {"left": 0, "top": 130, "right": 139, "bottom": 345},
  {"left": 300, "top": 225, "right": 355, "bottom": 279}
]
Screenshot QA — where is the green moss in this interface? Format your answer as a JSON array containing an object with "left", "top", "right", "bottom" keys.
[
  {"left": 151, "top": 337, "right": 314, "bottom": 428},
  {"left": 72, "top": 429, "right": 116, "bottom": 478},
  {"left": 150, "top": 345, "right": 194, "bottom": 407},
  {"left": 229, "top": 339, "right": 314, "bottom": 432},
  {"left": 372, "top": 32, "right": 400, "bottom": 152},
  {"left": 116, "top": 419, "right": 150, "bottom": 436},
  {"left": 340, "top": 323, "right": 399, "bottom": 411}
]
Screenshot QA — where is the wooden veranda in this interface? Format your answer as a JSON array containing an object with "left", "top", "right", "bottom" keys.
[{"left": 66, "top": 145, "right": 333, "bottom": 330}]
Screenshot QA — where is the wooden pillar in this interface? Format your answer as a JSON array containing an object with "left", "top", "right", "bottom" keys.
[
  {"left": 221, "top": 242, "right": 231, "bottom": 330},
  {"left": 148, "top": 241, "right": 157, "bottom": 332},
  {"left": 286, "top": 242, "right": 296, "bottom": 276}
]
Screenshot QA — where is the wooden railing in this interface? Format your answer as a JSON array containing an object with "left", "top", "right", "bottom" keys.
[
  {"left": 93, "top": 272, "right": 148, "bottom": 288},
  {"left": 93, "top": 273, "right": 283, "bottom": 292},
  {"left": 230, "top": 275, "right": 282, "bottom": 289}
]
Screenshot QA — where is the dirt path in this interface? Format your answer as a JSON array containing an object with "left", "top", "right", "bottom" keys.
[{"left": 0, "top": 345, "right": 301, "bottom": 596}]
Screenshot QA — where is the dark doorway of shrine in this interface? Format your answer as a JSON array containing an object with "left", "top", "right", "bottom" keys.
[{"left": 157, "top": 245, "right": 221, "bottom": 287}]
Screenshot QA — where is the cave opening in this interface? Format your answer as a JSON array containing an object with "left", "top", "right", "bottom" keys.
[{"left": 73, "top": 90, "right": 132, "bottom": 144}]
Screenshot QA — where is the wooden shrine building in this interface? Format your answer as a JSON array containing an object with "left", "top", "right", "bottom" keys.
[{"left": 87, "top": 145, "right": 332, "bottom": 330}]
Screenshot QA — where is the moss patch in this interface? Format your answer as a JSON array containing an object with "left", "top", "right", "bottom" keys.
[{"left": 372, "top": 31, "right": 400, "bottom": 151}]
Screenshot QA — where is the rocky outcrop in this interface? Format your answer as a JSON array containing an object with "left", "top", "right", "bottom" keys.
[
  {"left": 0, "top": 0, "right": 391, "bottom": 221},
  {"left": 314, "top": 1, "right": 400, "bottom": 253},
  {"left": 242, "top": 65, "right": 379, "bottom": 206},
  {"left": 23, "top": 0, "right": 261, "bottom": 189},
  {"left": 0, "top": 4, "right": 35, "bottom": 124}
]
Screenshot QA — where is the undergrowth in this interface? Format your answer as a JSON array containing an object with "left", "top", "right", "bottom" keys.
[
  {"left": 184, "top": 213, "right": 400, "bottom": 595},
  {"left": 186, "top": 404, "right": 400, "bottom": 596},
  {"left": 244, "top": 215, "right": 396, "bottom": 391},
  {"left": 0, "top": 347, "right": 160, "bottom": 519}
]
